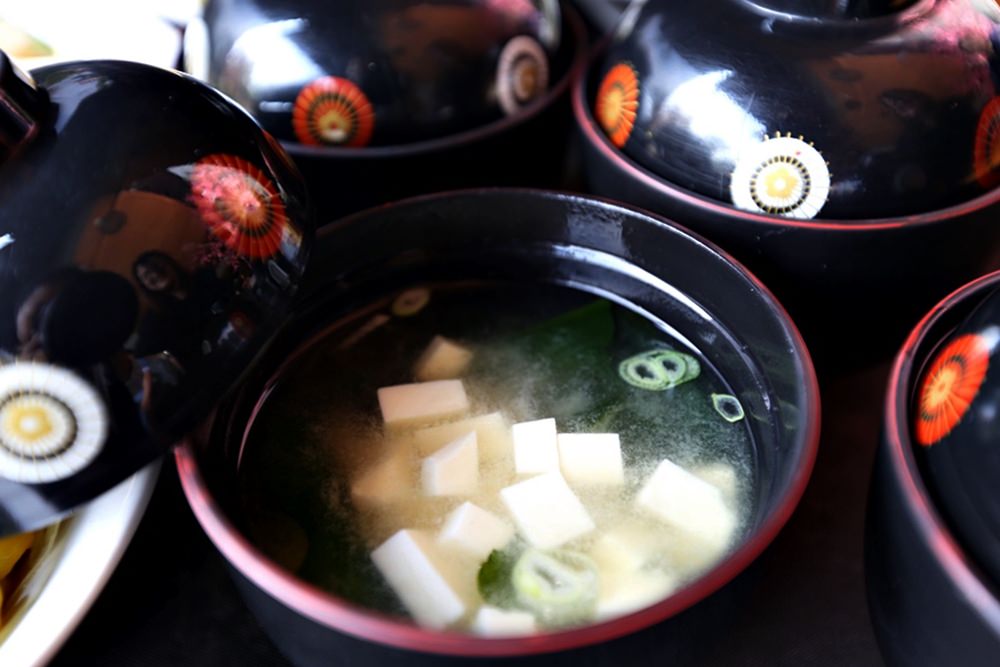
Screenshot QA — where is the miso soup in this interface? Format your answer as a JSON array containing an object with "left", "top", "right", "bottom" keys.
[{"left": 238, "top": 281, "right": 755, "bottom": 634}]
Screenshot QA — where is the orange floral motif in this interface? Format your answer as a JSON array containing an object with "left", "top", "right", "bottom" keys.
[
  {"left": 974, "top": 97, "right": 1000, "bottom": 189},
  {"left": 189, "top": 154, "right": 288, "bottom": 260},
  {"left": 915, "top": 333, "right": 990, "bottom": 446},
  {"left": 595, "top": 63, "right": 639, "bottom": 148},
  {"left": 292, "top": 76, "right": 375, "bottom": 147}
]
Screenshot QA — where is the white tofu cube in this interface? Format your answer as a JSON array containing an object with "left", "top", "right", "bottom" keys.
[
  {"left": 414, "top": 336, "right": 474, "bottom": 381},
  {"left": 377, "top": 380, "right": 469, "bottom": 428},
  {"left": 410, "top": 412, "right": 512, "bottom": 462},
  {"left": 589, "top": 526, "right": 665, "bottom": 575},
  {"left": 692, "top": 462, "right": 738, "bottom": 503},
  {"left": 635, "top": 459, "right": 736, "bottom": 552},
  {"left": 471, "top": 607, "right": 537, "bottom": 636},
  {"left": 500, "top": 472, "right": 595, "bottom": 549},
  {"left": 351, "top": 447, "right": 412, "bottom": 507},
  {"left": 557, "top": 433, "right": 625, "bottom": 486},
  {"left": 421, "top": 432, "right": 478, "bottom": 496},
  {"left": 512, "top": 418, "right": 559, "bottom": 475},
  {"left": 371, "top": 529, "right": 471, "bottom": 629},
  {"left": 595, "top": 570, "right": 678, "bottom": 621},
  {"left": 438, "top": 502, "right": 515, "bottom": 560}
]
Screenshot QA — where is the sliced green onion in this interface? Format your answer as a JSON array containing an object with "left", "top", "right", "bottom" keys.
[
  {"left": 511, "top": 548, "right": 598, "bottom": 625},
  {"left": 618, "top": 354, "right": 674, "bottom": 390},
  {"left": 712, "top": 393, "right": 745, "bottom": 422},
  {"left": 678, "top": 352, "right": 701, "bottom": 382},
  {"left": 619, "top": 349, "right": 700, "bottom": 390}
]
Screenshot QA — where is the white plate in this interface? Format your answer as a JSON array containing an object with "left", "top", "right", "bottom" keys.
[{"left": 0, "top": 462, "right": 160, "bottom": 667}]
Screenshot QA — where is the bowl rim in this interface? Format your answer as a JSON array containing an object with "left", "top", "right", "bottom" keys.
[
  {"left": 175, "top": 188, "right": 821, "bottom": 657},
  {"left": 883, "top": 269, "right": 1000, "bottom": 632},
  {"left": 280, "top": 4, "right": 587, "bottom": 161},
  {"left": 571, "top": 43, "right": 1000, "bottom": 233}
]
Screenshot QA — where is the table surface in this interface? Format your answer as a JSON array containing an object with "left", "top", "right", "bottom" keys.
[{"left": 46, "top": 362, "right": 889, "bottom": 667}]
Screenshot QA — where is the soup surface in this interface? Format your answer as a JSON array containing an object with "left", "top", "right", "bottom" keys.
[{"left": 238, "top": 281, "right": 755, "bottom": 634}]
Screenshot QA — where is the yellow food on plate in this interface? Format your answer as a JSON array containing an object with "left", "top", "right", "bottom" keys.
[
  {"left": 0, "top": 532, "right": 33, "bottom": 580},
  {"left": 0, "top": 531, "right": 34, "bottom": 628},
  {"left": 0, "top": 20, "right": 52, "bottom": 59}
]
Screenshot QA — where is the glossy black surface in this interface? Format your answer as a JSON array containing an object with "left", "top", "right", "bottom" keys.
[
  {"left": 912, "top": 286, "right": 1000, "bottom": 587},
  {"left": 591, "top": 0, "right": 1000, "bottom": 220},
  {"left": 0, "top": 58, "right": 312, "bottom": 535},
  {"left": 866, "top": 271, "right": 1000, "bottom": 667},
  {"left": 183, "top": 190, "right": 817, "bottom": 664},
  {"left": 193, "top": 0, "right": 561, "bottom": 147},
  {"left": 575, "top": 49, "right": 1000, "bottom": 369},
  {"left": 187, "top": 1, "right": 585, "bottom": 222}
]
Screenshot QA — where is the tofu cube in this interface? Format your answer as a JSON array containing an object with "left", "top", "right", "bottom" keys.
[
  {"left": 557, "top": 433, "right": 625, "bottom": 486},
  {"left": 589, "top": 526, "right": 665, "bottom": 575},
  {"left": 595, "top": 570, "right": 678, "bottom": 621},
  {"left": 410, "top": 412, "right": 512, "bottom": 462},
  {"left": 512, "top": 418, "right": 560, "bottom": 475},
  {"left": 692, "top": 462, "right": 738, "bottom": 504},
  {"left": 414, "top": 336, "right": 474, "bottom": 381},
  {"left": 471, "top": 606, "right": 537, "bottom": 636},
  {"left": 635, "top": 459, "right": 736, "bottom": 552},
  {"left": 421, "top": 432, "right": 478, "bottom": 496},
  {"left": 500, "top": 472, "right": 595, "bottom": 549},
  {"left": 351, "top": 447, "right": 412, "bottom": 507},
  {"left": 438, "top": 502, "right": 515, "bottom": 560},
  {"left": 371, "top": 529, "right": 471, "bottom": 629},
  {"left": 377, "top": 380, "right": 469, "bottom": 428}
]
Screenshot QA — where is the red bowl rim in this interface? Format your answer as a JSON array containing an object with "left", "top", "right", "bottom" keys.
[
  {"left": 282, "top": 4, "right": 587, "bottom": 161},
  {"left": 571, "top": 42, "right": 1000, "bottom": 233},
  {"left": 883, "top": 269, "right": 1000, "bottom": 630},
  {"left": 175, "top": 188, "right": 821, "bottom": 657}
]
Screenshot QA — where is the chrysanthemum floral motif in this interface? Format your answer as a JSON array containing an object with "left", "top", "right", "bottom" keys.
[
  {"left": 974, "top": 97, "right": 1000, "bottom": 189},
  {"left": 496, "top": 35, "right": 549, "bottom": 115},
  {"left": 292, "top": 76, "right": 375, "bottom": 147},
  {"left": 0, "top": 362, "right": 107, "bottom": 483},
  {"left": 595, "top": 62, "right": 639, "bottom": 148},
  {"left": 730, "top": 133, "right": 831, "bottom": 220},
  {"left": 190, "top": 153, "right": 289, "bottom": 260},
  {"left": 915, "top": 333, "right": 990, "bottom": 446}
]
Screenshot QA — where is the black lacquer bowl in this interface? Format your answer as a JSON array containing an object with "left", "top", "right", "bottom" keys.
[
  {"left": 187, "top": 0, "right": 586, "bottom": 220},
  {"left": 175, "top": 190, "right": 819, "bottom": 666},
  {"left": 574, "top": 0, "right": 1000, "bottom": 366},
  {"left": 866, "top": 269, "right": 1000, "bottom": 667}
]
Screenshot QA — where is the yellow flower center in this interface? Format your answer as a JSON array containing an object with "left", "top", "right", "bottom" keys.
[
  {"left": 599, "top": 87, "right": 625, "bottom": 129},
  {"left": 763, "top": 165, "right": 799, "bottom": 199},
  {"left": 925, "top": 366, "right": 959, "bottom": 410},
  {"left": 3, "top": 403, "right": 53, "bottom": 444}
]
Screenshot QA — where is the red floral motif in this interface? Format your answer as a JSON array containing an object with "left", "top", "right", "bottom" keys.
[
  {"left": 915, "top": 333, "right": 990, "bottom": 446},
  {"left": 292, "top": 76, "right": 375, "bottom": 147},
  {"left": 189, "top": 154, "right": 288, "bottom": 260}
]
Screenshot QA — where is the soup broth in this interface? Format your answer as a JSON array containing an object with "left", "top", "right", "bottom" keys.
[{"left": 238, "top": 281, "right": 755, "bottom": 634}]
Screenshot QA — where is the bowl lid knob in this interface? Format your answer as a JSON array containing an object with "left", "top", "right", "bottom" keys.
[{"left": 0, "top": 51, "right": 45, "bottom": 163}]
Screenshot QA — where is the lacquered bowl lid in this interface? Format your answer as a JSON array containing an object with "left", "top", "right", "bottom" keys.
[
  {"left": 0, "top": 52, "right": 313, "bottom": 535},
  {"left": 884, "top": 270, "right": 1000, "bottom": 631},
  {"left": 188, "top": 0, "right": 564, "bottom": 149},
  {"left": 588, "top": 0, "right": 1000, "bottom": 221}
]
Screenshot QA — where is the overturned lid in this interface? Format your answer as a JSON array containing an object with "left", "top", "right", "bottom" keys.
[
  {"left": 591, "top": 0, "right": 1000, "bottom": 220},
  {"left": 0, "top": 52, "right": 312, "bottom": 535}
]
